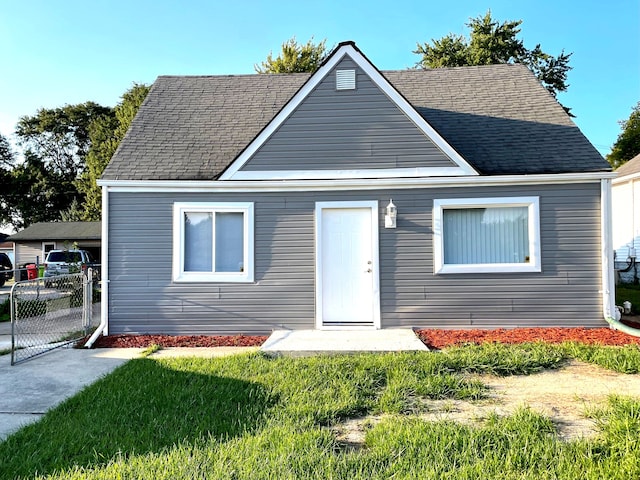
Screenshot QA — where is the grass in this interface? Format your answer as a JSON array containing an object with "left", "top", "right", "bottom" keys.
[
  {"left": 616, "top": 282, "right": 640, "bottom": 314},
  {"left": 0, "top": 297, "right": 9, "bottom": 322},
  {"left": 0, "top": 343, "right": 640, "bottom": 479}
]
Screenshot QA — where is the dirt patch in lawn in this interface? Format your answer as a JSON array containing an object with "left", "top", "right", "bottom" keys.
[{"left": 334, "top": 360, "right": 640, "bottom": 446}]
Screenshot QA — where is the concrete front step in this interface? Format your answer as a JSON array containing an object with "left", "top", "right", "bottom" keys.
[{"left": 260, "top": 328, "right": 429, "bottom": 356}]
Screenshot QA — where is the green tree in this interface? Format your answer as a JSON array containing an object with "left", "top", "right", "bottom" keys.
[
  {"left": 0, "top": 133, "right": 13, "bottom": 169},
  {"left": 608, "top": 102, "right": 640, "bottom": 169},
  {"left": 16, "top": 102, "right": 113, "bottom": 179},
  {"left": 255, "top": 37, "right": 328, "bottom": 73},
  {"left": 3, "top": 152, "right": 73, "bottom": 230},
  {"left": 415, "top": 11, "right": 572, "bottom": 106},
  {"left": 0, "top": 133, "right": 16, "bottom": 228},
  {"left": 77, "top": 83, "right": 150, "bottom": 220},
  {"left": 13, "top": 102, "right": 113, "bottom": 226}
]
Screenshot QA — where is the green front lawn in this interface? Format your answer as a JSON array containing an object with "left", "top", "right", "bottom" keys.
[{"left": 1, "top": 343, "right": 640, "bottom": 479}]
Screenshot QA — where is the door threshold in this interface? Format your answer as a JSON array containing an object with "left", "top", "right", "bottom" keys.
[{"left": 319, "top": 324, "right": 377, "bottom": 330}]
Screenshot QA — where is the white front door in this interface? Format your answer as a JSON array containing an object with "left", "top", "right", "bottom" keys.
[{"left": 315, "top": 201, "right": 380, "bottom": 328}]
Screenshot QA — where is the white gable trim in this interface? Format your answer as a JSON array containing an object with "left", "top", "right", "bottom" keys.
[
  {"left": 219, "top": 43, "right": 477, "bottom": 180},
  {"left": 231, "top": 166, "right": 467, "bottom": 180}
]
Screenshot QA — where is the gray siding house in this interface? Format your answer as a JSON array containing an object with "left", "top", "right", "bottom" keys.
[{"left": 98, "top": 41, "right": 615, "bottom": 336}]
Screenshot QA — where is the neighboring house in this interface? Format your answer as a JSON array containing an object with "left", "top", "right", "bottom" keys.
[
  {"left": 98, "top": 41, "right": 613, "bottom": 336},
  {"left": 612, "top": 153, "right": 640, "bottom": 283},
  {"left": 9, "top": 222, "right": 101, "bottom": 268}
]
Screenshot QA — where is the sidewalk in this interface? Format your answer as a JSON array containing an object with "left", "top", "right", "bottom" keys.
[{"left": 261, "top": 328, "right": 429, "bottom": 356}]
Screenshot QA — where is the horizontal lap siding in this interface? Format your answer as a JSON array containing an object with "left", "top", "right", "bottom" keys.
[
  {"left": 381, "top": 183, "right": 603, "bottom": 329},
  {"left": 241, "top": 57, "right": 457, "bottom": 171},
  {"left": 15, "top": 242, "right": 43, "bottom": 265},
  {"left": 107, "top": 182, "right": 604, "bottom": 334},
  {"left": 108, "top": 192, "right": 314, "bottom": 335}
]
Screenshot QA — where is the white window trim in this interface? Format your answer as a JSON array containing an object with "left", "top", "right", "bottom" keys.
[
  {"left": 172, "top": 202, "right": 254, "bottom": 283},
  {"left": 433, "top": 196, "right": 541, "bottom": 274},
  {"left": 42, "top": 242, "right": 56, "bottom": 260}
]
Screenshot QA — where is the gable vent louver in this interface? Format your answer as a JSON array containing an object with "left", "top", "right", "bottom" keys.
[{"left": 336, "top": 69, "right": 356, "bottom": 90}]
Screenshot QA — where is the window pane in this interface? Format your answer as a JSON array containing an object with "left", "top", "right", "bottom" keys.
[
  {"left": 184, "top": 212, "right": 212, "bottom": 272},
  {"left": 215, "top": 212, "right": 244, "bottom": 272},
  {"left": 443, "top": 207, "right": 529, "bottom": 264}
]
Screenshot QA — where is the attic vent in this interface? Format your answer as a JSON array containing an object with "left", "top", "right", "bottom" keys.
[{"left": 336, "top": 69, "right": 356, "bottom": 90}]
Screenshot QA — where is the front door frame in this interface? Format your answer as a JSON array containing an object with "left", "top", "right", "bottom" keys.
[{"left": 315, "top": 200, "right": 381, "bottom": 329}]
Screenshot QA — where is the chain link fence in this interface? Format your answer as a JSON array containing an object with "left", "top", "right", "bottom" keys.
[{"left": 10, "top": 269, "right": 100, "bottom": 365}]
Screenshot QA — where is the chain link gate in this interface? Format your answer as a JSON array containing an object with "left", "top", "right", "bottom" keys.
[{"left": 10, "top": 269, "right": 100, "bottom": 365}]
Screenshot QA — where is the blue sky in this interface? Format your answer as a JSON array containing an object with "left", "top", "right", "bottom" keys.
[{"left": 1, "top": 0, "right": 638, "bottom": 157}]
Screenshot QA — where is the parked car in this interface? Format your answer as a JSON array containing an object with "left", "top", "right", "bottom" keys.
[
  {"left": 0, "top": 252, "right": 13, "bottom": 287},
  {"left": 43, "top": 249, "right": 98, "bottom": 278}
]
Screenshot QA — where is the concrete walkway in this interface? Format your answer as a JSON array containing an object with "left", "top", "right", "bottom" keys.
[{"left": 260, "top": 328, "right": 429, "bottom": 356}]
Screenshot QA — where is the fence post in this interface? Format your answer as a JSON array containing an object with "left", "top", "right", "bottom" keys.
[
  {"left": 88, "top": 268, "right": 93, "bottom": 335},
  {"left": 10, "top": 282, "right": 16, "bottom": 365},
  {"left": 83, "top": 269, "right": 91, "bottom": 335}
]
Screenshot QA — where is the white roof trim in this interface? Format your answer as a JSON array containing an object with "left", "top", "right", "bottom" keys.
[
  {"left": 231, "top": 166, "right": 467, "bottom": 180},
  {"left": 99, "top": 171, "right": 615, "bottom": 192},
  {"left": 219, "top": 43, "right": 477, "bottom": 180},
  {"left": 612, "top": 170, "right": 639, "bottom": 185}
]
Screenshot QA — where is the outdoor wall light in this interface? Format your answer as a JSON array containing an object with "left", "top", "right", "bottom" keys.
[{"left": 385, "top": 199, "right": 397, "bottom": 229}]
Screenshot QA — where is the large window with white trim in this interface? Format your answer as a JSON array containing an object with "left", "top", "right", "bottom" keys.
[
  {"left": 433, "top": 197, "right": 541, "bottom": 274},
  {"left": 173, "top": 202, "right": 254, "bottom": 282}
]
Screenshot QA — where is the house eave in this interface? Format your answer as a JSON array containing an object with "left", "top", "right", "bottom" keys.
[
  {"left": 98, "top": 171, "right": 615, "bottom": 192},
  {"left": 612, "top": 170, "right": 640, "bottom": 185}
]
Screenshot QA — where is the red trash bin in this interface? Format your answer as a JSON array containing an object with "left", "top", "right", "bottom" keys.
[{"left": 26, "top": 264, "right": 38, "bottom": 280}]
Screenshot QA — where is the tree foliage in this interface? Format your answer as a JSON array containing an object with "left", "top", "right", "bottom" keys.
[
  {"left": 0, "top": 133, "right": 67, "bottom": 230},
  {"left": 16, "top": 102, "right": 113, "bottom": 180},
  {"left": 77, "top": 83, "right": 150, "bottom": 220},
  {"left": 2, "top": 85, "right": 149, "bottom": 230},
  {"left": 414, "top": 11, "right": 572, "bottom": 106},
  {"left": 0, "top": 134, "right": 16, "bottom": 228},
  {"left": 3, "top": 152, "right": 74, "bottom": 229},
  {"left": 255, "top": 37, "right": 328, "bottom": 74},
  {"left": 6, "top": 102, "right": 114, "bottom": 228},
  {"left": 608, "top": 102, "right": 640, "bottom": 169}
]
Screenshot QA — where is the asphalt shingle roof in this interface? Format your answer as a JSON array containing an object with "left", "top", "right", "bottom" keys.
[
  {"left": 9, "top": 222, "right": 101, "bottom": 241},
  {"left": 615, "top": 153, "right": 640, "bottom": 177},
  {"left": 102, "top": 63, "right": 609, "bottom": 181}
]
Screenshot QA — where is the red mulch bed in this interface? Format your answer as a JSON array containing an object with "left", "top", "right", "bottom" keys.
[
  {"left": 416, "top": 327, "right": 640, "bottom": 350},
  {"left": 87, "top": 326, "right": 640, "bottom": 350},
  {"left": 92, "top": 334, "right": 268, "bottom": 348}
]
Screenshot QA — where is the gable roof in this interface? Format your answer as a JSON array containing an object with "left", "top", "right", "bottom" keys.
[
  {"left": 220, "top": 42, "right": 477, "bottom": 179},
  {"left": 101, "top": 44, "right": 610, "bottom": 181},
  {"left": 9, "top": 222, "right": 101, "bottom": 242},
  {"left": 615, "top": 153, "right": 640, "bottom": 177}
]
